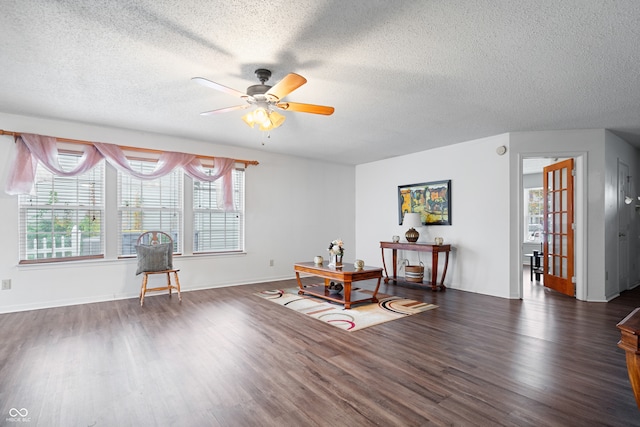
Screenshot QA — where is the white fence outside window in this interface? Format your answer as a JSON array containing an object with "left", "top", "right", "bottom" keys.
[{"left": 25, "top": 226, "right": 81, "bottom": 260}]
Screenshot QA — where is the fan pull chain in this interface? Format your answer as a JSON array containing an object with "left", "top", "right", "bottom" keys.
[{"left": 261, "top": 131, "right": 271, "bottom": 145}]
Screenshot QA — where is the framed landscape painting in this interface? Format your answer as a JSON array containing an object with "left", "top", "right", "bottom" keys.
[{"left": 398, "top": 180, "right": 451, "bottom": 225}]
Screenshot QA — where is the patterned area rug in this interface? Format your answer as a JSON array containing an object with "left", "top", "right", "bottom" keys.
[{"left": 255, "top": 284, "right": 438, "bottom": 331}]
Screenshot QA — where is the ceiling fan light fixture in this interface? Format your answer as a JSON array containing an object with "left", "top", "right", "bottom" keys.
[
  {"left": 269, "top": 110, "right": 286, "bottom": 128},
  {"left": 242, "top": 108, "right": 286, "bottom": 131},
  {"left": 253, "top": 107, "right": 268, "bottom": 123},
  {"left": 241, "top": 111, "right": 256, "bottom": 128},
  {"left": 242, "top": 108, "right": 270, "bottom": 128}
]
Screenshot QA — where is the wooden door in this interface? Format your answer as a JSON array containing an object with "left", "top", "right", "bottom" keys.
[{"left": 543, "top": 159, "right": 575, "bottom": 296}]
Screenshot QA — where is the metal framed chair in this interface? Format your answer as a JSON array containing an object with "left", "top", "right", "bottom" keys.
[{"left": 135, "top": 231, "right": 181, "bottom": 306}]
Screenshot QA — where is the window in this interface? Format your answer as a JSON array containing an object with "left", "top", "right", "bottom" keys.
[
  {"left": 117, "top": 159, "right": 183, "bottom": 256},
  {"left": 193, "top": 168, "right": 244, "bottom": 252},
  {"left": 16, "top": 143, "right": 245, "bottom": 262},
  {"left": 18, "top": 153, "right": 104, "bottom": 262},
  {"left": 525, "top": 187, "right": 544, "bottom": 243}
]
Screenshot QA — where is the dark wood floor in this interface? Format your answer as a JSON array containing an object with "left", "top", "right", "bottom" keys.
[{"left": 1, "top": 270, "right": 639, "bottom": 426}]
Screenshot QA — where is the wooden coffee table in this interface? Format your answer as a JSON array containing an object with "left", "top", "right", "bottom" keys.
[{"left": 294, "top": 262, "right": 383, "bottom": 309}]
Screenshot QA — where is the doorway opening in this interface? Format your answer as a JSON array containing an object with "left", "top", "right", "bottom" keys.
[{"left": 520, "top": 156, "right": 583, "bottom": 300}]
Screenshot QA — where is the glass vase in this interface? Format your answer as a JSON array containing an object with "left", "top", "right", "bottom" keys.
[{"left": 329, "top": 253, "right": 343, "bottom": 268}]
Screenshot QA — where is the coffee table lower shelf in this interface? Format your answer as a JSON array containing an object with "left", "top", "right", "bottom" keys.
[{"left": 299, "top": 286, "right": 378, "bottom": 307}]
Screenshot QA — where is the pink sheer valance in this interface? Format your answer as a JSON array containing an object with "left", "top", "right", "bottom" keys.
[{"left": 5, "top": 133, "right": 237, "bottom": 210}]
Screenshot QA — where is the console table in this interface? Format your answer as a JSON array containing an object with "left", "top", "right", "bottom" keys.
[
  {"left": 380, "top": 241, "right": 451, "bottom": 291},
  {"left": 617, "top": 307, "right": 640, "bottom": 409}
]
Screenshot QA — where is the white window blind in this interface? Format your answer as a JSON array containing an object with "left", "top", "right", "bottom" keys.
[
  {"left": 117, "top": 159, "right": 183, "bottom": 256},
  {"left": 193, "top": 168, "right": 244, "bottom": 252},
  {"left": 18, "top": 153, "right": 104, "bottom": 263}
]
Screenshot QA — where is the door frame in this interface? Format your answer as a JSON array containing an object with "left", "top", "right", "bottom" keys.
[
  {"left": 518, "top": 153, "right": 586, "bottom": 300},
  {"left": 617, "top": 159, "right": 631, "bottom": 293}
]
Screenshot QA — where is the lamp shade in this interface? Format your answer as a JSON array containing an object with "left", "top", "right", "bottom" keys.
[
  {"left": 402, "top": 212, "right": 422, "bottom": 228},
  {"left": 243, "top": 108, "right": 287, "bottom": 131}
]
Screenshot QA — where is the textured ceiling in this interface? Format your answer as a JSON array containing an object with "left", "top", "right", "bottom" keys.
[{"left": 1, "top": 0, "right": 639, "bottom": 165}]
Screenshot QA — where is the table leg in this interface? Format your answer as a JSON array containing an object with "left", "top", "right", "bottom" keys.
[
  {"left": 431, "top": 251, "right": 439, "bottom": 291},
  {"left": 392, "top": 248, "right": 398, "bottom": 282},
  {"left": 371, "top": 277, "right": 381, "bottom": 303},
  {"left": 381, "top": 247, "right": 390, "bottom": 283},
  {"left": 624, "top": 352, "right": 640, "bottom": 410},
  {"left": 344, "top": 280, "right": 352, "bottom": 309},
  {"left": 296, "top": 272, "right": 304, "bottom": 295},
  {"left": 439, "top": 251, "right": 449, "bottom": 291},
  {"left": 529, "top": 255, "right": 534, "bottom": 281},
  {"left": 534, "top": 254, "right": 542, "bottom": 281}
]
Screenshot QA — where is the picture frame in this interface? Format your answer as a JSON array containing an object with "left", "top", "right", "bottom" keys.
[{"left": 398, "top": 180, "right": 451, "bottom": 225}]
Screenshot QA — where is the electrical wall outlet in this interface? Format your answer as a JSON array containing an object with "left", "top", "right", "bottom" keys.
[
  {"left": 1, "top": 279, "right": 11, "bottom": 290},
  {"left": 269, "top": 259, "right": 274, "bottom": 267}
]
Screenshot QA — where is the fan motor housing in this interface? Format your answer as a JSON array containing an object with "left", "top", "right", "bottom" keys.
[{"left": 246, "top": 84, "right": 272, "bottom": 97}]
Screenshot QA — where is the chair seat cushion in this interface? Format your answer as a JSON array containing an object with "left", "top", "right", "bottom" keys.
[{"left": 135, "top": 243, "right": 173, "bottom": 275}]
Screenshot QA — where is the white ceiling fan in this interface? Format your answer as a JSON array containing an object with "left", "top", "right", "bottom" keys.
[{"left": 192, "top": 69, "right": 334, "bottom": 131}]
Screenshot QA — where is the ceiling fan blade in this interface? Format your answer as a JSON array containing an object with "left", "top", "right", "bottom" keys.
[
  {"left": 200, "top": 105, "right": 249, "bottom": 115},
  {"left": 276, "top": 102, "right": 335, "bottom": 115},
  {"left": 265, "top": 73, "right": 307, "bottom": 101},
  {"left": 192, "top": 77, "right": 248, "bottom": 98}
]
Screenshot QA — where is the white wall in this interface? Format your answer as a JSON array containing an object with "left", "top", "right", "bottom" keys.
[
  {"left": 604, "top": 131, "right": 640, "bottom": 297},
  {"left": 355, "top": 134, "right": 512, "bottom": 298},
  {"left": 0, "top": 113, "right": 355, "bottom": 313},
  {"left": 358, "top": 128, "right": 639, "bottom": 302},
  {"left": 3, "top": 113, "right": 636, "bottom": 310}
]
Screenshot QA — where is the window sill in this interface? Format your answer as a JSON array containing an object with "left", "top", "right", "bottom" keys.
[{"left": 17, "top": 251, "right": 247, "bottom": 269}]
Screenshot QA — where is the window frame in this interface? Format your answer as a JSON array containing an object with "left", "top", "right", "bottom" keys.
[
  {"left": 524, "top": 187, "right": 544, "bottom": 243},
  {"left": 192, "top": 167, "right": 245, "bottom": 254},
  {"left": 116, "top": 157, "right": 184, "bottom": 258},
  {"left": 18, "top": 151, "right": 105, "bottom": 264}
]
